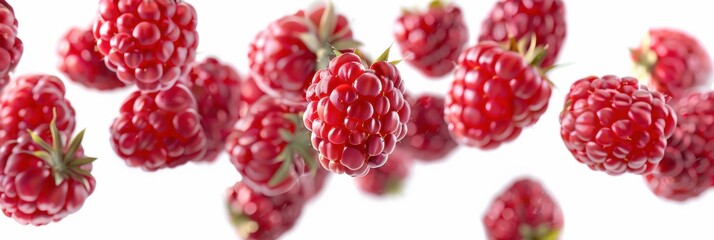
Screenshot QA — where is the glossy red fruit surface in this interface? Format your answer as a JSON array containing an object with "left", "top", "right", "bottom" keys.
[
  {"left": 226, "top": 181, "right": 305, "bottom": 240},
  {"left": 110, "top": 82, "right": 207, "bottom": 171},
  {"left": 483, "top": 178, "right": 563, "bottom": 240},
  {"left": 560, "top": 75, "right": 677, "bottom": 175},
  {"left": 303, "top": 51, "right": 410, "bottom": 177},
  {"left": 445, "top": 41, "right": 551, "bottom": 149},
  {"left": 644, "top": 92, "right": 714, "bottom": 201},
  {"left": 94, "top": 0, "right": 199, "bottom": 92},
  {"left": 631, "top": 28, "right": 712, "bottom": 100},
  {"left": 355, "top": 149, "right": 412, "bottom": 196},
  {"left": 394, "top": 0, "right": 468, "bottom": 77},
  {"left": 478, "top": 0, "right": 566, "bottom": 68},
  {"left": 401, "top": 93, "right": 457, "bottom": 162},
  {"left": 58, "top": 26, "right": 127, "bottom": 90},
  {"left": 239, "top": 74, "right": 266, "bottom": 118},
  {"left": 0, "top": 2, "right": 23, "bottom": 83},
  {"left": 184, "top": 57, "right": 241, "bottom": 162}
]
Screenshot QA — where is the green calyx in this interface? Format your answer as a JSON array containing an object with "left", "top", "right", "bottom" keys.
[
  {"left": 519, "top": 224, "right": 561, "bottom": 240},
  {"left": 27, "top": 110, "right": 95, "bottom": 191},
  {"left": 227, "top": 201, "right": 259, "bottom": 238},
  {"left": 374, "top": 44, "right": 402, "bottom": 65},
  {"left": 503, "top": 35, "right": 557, "bottom": 88},
  {"left": 630, "top": 33, "right": 657, "bottom": 85},
  {"left": 296, "top": 0, "right": 362, "bottom": 70},
  {"left": 268, "top": 112, "right": 317, "bottom": 187}
]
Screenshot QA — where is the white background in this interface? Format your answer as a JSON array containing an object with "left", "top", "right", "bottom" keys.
[{"left": 3, "top": 0, "right": 714, "bottom": 239}]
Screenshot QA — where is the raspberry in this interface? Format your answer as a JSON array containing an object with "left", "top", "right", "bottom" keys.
[
  {"left": 355, "top": 149, "right": 412, "bottom": 196},
  {"left": 248, "top": 2, "right": 360, "bottom": 104},
  {"left": 226, "top": 96, "right": 316, "bottom": 196},
  {"left": 478, "top": 0, "right": 566, "bottom": 68},
  {"left": 184, "top": 57, "right": 241, "bottom": 162},
  {"left": 644, "top": 92, "right": 714, "bottom": 201},
  {"left": 58, "top": 26, "right": 127, "bottom": 90},
  {"left": 239, "top": 74, "right": 266, "bottom": 118},
  {"left": 559, "top": 75, "right": 677, "bottom": 175},
  {"left": 110, "top": 81, "right": 207, "bottom": 171},
  {"left": 483, "top": 178, "right": 563, "bottom": 240},
  {"left": 0, "top": 1, "right": 23, "bottom": 83},
  {"left": 631, "top": 28, "right": 712, "bottom": 100},
  {"left": 226, "top": 181, "right": 305, "bottom": 240},
  {"left": 401, "top": 93, "right": 457, "bottom": 162},
  {"left": 303, "top": 48, "right": 411, "bottom": 177},
  {"left": 94, "top": 0, "right": 199, "bottom": 92},
  {"left": 0, "top": 74, "right": 76, "bottom": 144},
  {"left": 0, "top": 119, "right": 96, "bottom": 226},
  {"left": 393, "top": 0, "right": 468, "bottom": 77},
  {"left": 300, "top": 167, "right": 329, "bottom": 201},
  {"left": 445, "top": 41, "right": 551, "bottom": 149}
]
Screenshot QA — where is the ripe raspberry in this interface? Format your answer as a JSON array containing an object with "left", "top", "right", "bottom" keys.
[
  {"left": 239, "top": 74, "right": 266, "bottom": 118},
  {"left": 0, "top": 1, "right": 23, "bottom": 83},
  {"left": 631, "top": 28, "right": 712, "bottom": 100},
  {"left": 226, "top": 181, "right": 305, "bottom": 240},
  {"left": 248, "top": 2, "right": 360, "bottom": 104},
  {"left": 478, "top": 0, "right": 566, "bottom": 68},
  {"left": 401, "top": 93, "right": 457, "bottom": 162},
  {"left": 303, "top": 48, "right": 411, "bottom": 177},
  {"left": 94, "top": 0, "right": 199, "bottom": 92},
  {"left": 445, "top": 40, "right": 551, "bottom": 149},
  {"left": 0, "top": 74, "right": 76, "bottom": 144},
  {"left": 184, "top": 57, "right": 241, "bottom": 162},
  {"left": 560, "top": 75, "right": 677, "bottom": 175},
  {"left": 0, "top": 119, "right": 96, "bottom": 226},
  {"left": 226, "top": 97, "right": 315, "bottom": 196},
  {"left": 355, "top": 149, "right": 412, "bottom": 196},
  {"left": 58, "top": 26, "right": 127, "bottom": 91},
  {"left": 393, "top": 0, "right": 468, "bottom": 77},
  {"left": 300, "top": 167, "right": 329, "bottom": 201},
  {"left": 110, "top": 81, "right": 207, "bottom": 171},
  {"left": 483, "top": 178, "right": 563, "bottom": 240},
  {"left": 644, "top": 92, "right": 714, "bottom": 201}
]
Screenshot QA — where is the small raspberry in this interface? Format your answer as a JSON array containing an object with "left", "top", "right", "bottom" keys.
[
  {"left": 401, "top": 93, "right": 457, "bottom": 162},
  {"left": 303, "top": 48, "right": 411, "bottom": 177},
  {"left": 58, "top": 26, "right": 127, "bottom": 90},
  {"left": 559, "top": 75, "right": 677, "bottom": 175},
  {"left": 0, "top": 2, "right": 23, "bottom": 83},
  {"left": 226, "top": 181, "right": 305, "bottom": 240},
  {"left": 355, "top": 149, "right": 412, "bottom": 196},
  {"left": 184, "top": 57, "right": 241, "bottom": 162},
  {"left": 94, "top": 0, "right": 199, "bottom": 92},
  {"left": 110, "top": 81, "right": 207, "bottom": 171},
  {"left": 393, "top": 0, "right": 468, "bottom": 77}
]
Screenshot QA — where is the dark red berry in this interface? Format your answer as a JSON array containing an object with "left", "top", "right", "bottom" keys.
[
  {"left": 400, "top": 93, "right": 457, "bottom": 162},
  {"left": 58, "top": 26, "right": 127, "bottom": 90},
  {"left": 0, "top": 2, "right": 22, "bottom": 83}
]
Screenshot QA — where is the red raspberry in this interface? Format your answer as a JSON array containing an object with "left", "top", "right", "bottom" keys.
[
  {"left": 0, "top": 74, "right": 76, "bottom": 144},
  {"left": 644, "top": 92, "right": 714, "bottom": 201},
  {"left": 94, "top": 0, "right": 199, "bottom": 92},
  {"left": 0, "top": 120, "right": 96, "bottom": 226},
  {"left": 401, "top": 93, "right": 457, "bottom": 162},
  {"left": 445, "top": 41, "right": 551, "bottom": 149},
  {"left": 184, "top": 57, "right": 241, "bottom": 162},
  {"left": 0, "top": 1, "right": 23, "bottom": 83},
  {"left": 248, "top": 3, "right": 360, "bottom": 104},
  {"left": 393, "top": 0, "right": 468, "bottom": 77},
  {"left": 560, "top": 75, "right": 677, "bottom": 175},
  {"left": 354, "top": 149, "right": 412, "bottom": 196},
  {"left": 483, "top": 178, "right": 563, "bottom": 240},
  {"left": 110, "top": 81, "right": 207, "bottom": 171},
  {"left": 239, "top": 74, "right": 266, "bottom": 118},
  {"left": 300, "top": 167, "right": 329, "bottom": 201},
  {"left": 631, "top": 28, "right": 712, "bottom": 100},
  {"left": 58, "top": 26, "right": 127, "bottom": 91},
  {"left": 303, "top": 49, "right": 411, "bottom": 177},
  {"left": 226, "top": 97, "right": 315, "bottom": 196},
  {"left": 478, "top": 0, "right": 566, "bottom": 68},
  {"left": 226, "top": 181, "right": 305, "bottom": 240}
]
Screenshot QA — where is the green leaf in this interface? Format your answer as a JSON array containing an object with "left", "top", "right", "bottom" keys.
[
  {"left": 388, "top": 59, "right": 403, "bottom": 65},
  {"left": 331, "top": 39, "right": 362, "bottom": 51},
  {"left": 69, "top": 157, "right": 97, "bottom": 167},
  {"left": 332, "top": 25, "right": 352, "bottom": 40},
  {"left": 297, "top": 33, "right": 322, "bottom": 53},
  {"left": 30, "top": 151, "right": 51, "bottom": 163},
  {"left": 49, "top": 108, "right": 63, "bottom": 156},
  {"left": 72, "top": 168, "right": 92, "bottom": 177},
  {"left": 279, "top": 129, "right": 294, "bottom": 142},
  {"left": 318, "top": 0, "right": 336, "bottom": 42},
  {"left": 268, "top": 149, "right": 293, "bottom": 187},
  {"left": 53, "top": 172, "right": 65, "bottom": 186},
  {"left": 28, "top": 130, "right": 52, "bottom": 153},
  {"left": 296, "top": 146, "right": 317, "bottom": 175},
  {"left": 64, "top": 129, "right": 86, "bottom": 164},
  {"left": 375, "top": 44, "right": 393, "bottom": 63}
]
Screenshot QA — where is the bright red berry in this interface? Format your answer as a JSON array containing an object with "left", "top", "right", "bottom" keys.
[
  {"left": 401, "top": 93, "right": 457, "bottom": 162},
  {"left": 560, "top": 75, "right": 677, "bottom": 175},
  {"left": 483, "top": 178, "right": 563, "bottom": 240},
  {"left": 644, "top": 92, "right": 714, "bottom": 201},
  {"left": 0, "top": 74, "right": 76, "bottom": 144},
  {"left": 239, "top": 74, "right": 266, "bottom": 118},
  {"left": 478, "top": 0, "right": 566, "bottom": 68},
  {"left": 58, "top": 26, "right": 127, "bottom": 91},
  {"left": 226, "top": 181, "right": 305, "bottom": 240},
  {"left": 226, "top": 96, "right": 315, "bottom": 196},
  {"left": 0, "top": 1, "right": 23, "bottom": 83},
  {"left": 393, "top": 0, "right": 468, "bottom": 77},
  {"left": 248, "top": 2, "right": 359, "bottom": 104},
  {"left": 184, "top": 57, "right": 241, "bottom": 162},
  {"left": 0, "top": 120, "right": 96, "bottom": 226},
  {"left": 354, "top": 149, "right": 412, "bottom": 196},
  {"left": 110, "top": 81, "right": 207, "bottom": 171},
  {"left": 445, "top": 41, "right": 551, "bottom": 149},
  {"left": 631, "top": 28, "right": 712, "bottom": 100},
  {"left": 303, "top": 49, "right": 411, "bottom": 177},
  {"left": 93, "top": 0, "right": 199, "bottom": 92}
]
